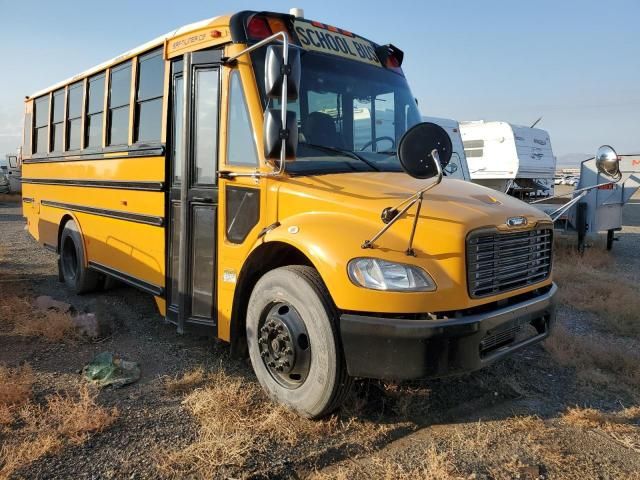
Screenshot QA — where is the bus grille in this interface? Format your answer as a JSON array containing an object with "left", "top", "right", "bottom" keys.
[{"left": 467, "top": 227, "right": 553, "bottom": 298}]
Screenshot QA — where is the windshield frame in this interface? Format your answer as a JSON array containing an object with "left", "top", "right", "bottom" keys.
[{"left": 250, "top": 47, "right": 422, "bottom": 176}]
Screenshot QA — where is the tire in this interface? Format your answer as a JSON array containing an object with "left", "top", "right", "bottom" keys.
[
  {"left": 606, "top": 229, "right": 615, "bottom": 251},
  {"left": 246, "top": 265, "right": 353, "bottom": 419},
  {"left": 59, "top": 220, "right": 101, "bottom": 294}
]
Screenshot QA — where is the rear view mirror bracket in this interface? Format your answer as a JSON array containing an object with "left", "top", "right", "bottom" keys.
[{"left": 219, "top": 32, "right": 301, "bottom": 178}]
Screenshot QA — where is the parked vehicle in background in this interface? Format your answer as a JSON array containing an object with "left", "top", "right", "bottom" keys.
[
  {"left": 21, "top": 9, "right": 557, "bottom": 418},
  {"left": 563, "top": 176, "right": 579, "bottom": 187},
  {"left": 422, "top": 117, "right": 471, "bottom": 181},
  {"left": 532, "top": 146, "right": 639, "bottom": 250},
  {"left": 0, "top": 170, "right": 9, "bottom": 194},
  {"left": 5, "top": 150, "right": 22, "bottom": 193},
  {"left": 460, "top": 120, "right": 556, "bottom": 199}
]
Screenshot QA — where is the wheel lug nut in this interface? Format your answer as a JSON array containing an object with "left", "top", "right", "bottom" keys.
[
  {"left": 268, "top": 361, "right": 276, "bottom": 367},
  {"left": 285, "top": 348, "right": 293, "bottom": 355},
  {"left": 276, "top": 365, "right": 284, "bottom": 372},
  {"left": 260, "top": 351, "right": 268, "bottom": 358},
  {"left": 282, "top": 360, "right": 290, "bottom": 367},
  {"left": 277, "top": 324, "right": 284, "bottom": 332},
  {"left": 283, "top": 335, "right": 290, "bottom": 342}
]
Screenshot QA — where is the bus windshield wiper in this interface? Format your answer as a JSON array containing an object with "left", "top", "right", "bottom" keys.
[{"left": 302, "top": 143, "right": 380, "bottom": 171}]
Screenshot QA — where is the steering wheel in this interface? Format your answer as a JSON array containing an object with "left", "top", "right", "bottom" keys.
[{"left": 359, "top": 136, "right": 396, "bottom": 152}]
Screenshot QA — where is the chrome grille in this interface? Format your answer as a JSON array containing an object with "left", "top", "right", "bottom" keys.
[{"left": 467, "top": 227, "right": 552, "bottom": 298}]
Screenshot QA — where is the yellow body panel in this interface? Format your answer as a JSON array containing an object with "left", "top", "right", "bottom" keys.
[{"left": 22, "top": 155, "right": 165, "bottom": 182}]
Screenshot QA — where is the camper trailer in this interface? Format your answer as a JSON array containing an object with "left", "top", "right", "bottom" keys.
[
  {"left": 422, "top": 117, "right": 470, "bottom": 181},
  {"left": 460, "top": 121, "right": 556, "bottom": 199}
]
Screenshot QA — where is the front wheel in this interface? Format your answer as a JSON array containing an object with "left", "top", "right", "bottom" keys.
[{"left": 246, "top": 266, "right": 352, "bottom": 419}]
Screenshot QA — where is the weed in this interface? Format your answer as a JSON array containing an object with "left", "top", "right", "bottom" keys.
[{"left": 164, "top": 367, "right": 206, "bottom": 394}]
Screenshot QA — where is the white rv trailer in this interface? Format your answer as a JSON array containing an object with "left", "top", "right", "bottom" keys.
[
  {"left": 459, "top": 120, "right": 556, "bottom": 198},
  {"left": 352, "top": 111, "right": 471, "bottom": 180},
  {"left": 422, "top": 117, "right": 471, "bottom": 181}
]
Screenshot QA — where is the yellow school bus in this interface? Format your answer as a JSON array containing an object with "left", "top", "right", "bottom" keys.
[{"left": 21, "top": 9, "right": 556, "bottom": 418}]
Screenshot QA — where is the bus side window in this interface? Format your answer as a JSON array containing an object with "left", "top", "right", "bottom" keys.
[
  {"left": 135, "top": 49, "right": 164, "bottom": 143},
  {"left": 227, "top": 72, "right": 258, "bottom": 166}
]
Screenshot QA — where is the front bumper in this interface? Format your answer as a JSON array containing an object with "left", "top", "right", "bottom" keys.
[{"left": 340, "top": 283, "right": 557, "bottom": 380}]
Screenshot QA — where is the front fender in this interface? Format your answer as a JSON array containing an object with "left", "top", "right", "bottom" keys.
[{"left": 260, "top": 211, "right": 460, "bottom": 314}]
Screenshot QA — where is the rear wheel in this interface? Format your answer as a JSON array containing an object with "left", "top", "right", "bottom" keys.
[
  {"left": 59, "top": 221, "right": 100, "bottom": 294},
  {"left": 246, "top": 265, "right": 353, "bottom": 419}
]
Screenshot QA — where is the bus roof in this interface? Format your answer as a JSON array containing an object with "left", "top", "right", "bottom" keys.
[{"left": 27, "top": 15, "right": 230, "bottom": 100}]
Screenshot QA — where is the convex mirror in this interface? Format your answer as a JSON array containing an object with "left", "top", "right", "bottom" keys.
[{"left": 397, "top": 122, "right": 452, "bottom": 179}]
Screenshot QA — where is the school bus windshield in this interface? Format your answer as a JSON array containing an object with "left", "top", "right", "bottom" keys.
[{"left": 254, "top": 49, "right": 422, "bottom": 175}]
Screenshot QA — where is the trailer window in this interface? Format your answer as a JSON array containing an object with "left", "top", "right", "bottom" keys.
[{"left": 464, "top": 139, "right": 484, "bottom": 158}]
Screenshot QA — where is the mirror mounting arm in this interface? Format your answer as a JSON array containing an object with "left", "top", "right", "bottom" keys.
[
  {"left": 362, "top": 150, "right": 443, "bottom": 254},
  {"left": 221, "top": 31, "right": 291, "bottom": 178}
]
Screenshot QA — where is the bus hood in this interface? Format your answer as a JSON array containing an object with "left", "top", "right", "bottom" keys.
[{"left": 274, "top": 172, "right": 551, "bottom": 242}]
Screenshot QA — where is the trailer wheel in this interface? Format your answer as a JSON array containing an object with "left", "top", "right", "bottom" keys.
[
  {"left": 246, "top": 265, "right": 353, "bottom": 419},
  {"left": 59, "top": 221, "right": 101, "bottom": 294}
]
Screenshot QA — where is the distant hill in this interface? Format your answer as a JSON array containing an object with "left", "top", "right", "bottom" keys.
[{"left": 556, "top": 153, "right": 590, "bottom": 168}]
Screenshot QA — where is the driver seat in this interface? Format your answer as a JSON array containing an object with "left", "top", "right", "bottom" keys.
[{"left": 303, "top": 112, "right": 343, "bottom": 149}]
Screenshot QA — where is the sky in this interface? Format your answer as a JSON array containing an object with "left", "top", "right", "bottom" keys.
[{"left": 1, "top": 0, "right": 639, "bottom": 161}]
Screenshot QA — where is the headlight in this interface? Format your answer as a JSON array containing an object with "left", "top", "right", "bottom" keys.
[{"left": 347, "top": 258, "right": 436, "bottom": 292}]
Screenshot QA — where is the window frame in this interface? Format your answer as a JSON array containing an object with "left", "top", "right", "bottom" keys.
[
  {"left": 134, "top": 48, "right": 164, "bottom": 145},
  {"left": 107, "top": 60, "right": 133, "bottom": 147},
  {"left": 50, "top": 88, "right": 65, "bottom": 153},
  {"left": 225, "top": 70, "right": 259, "bottom": 167},
  {"left": 33, "top": 94, "right": 51, "bottom": 155},
  {"left": 66, "top": 81, "right": 84, "bottom": 152},
  {"left": 85, "top": 72, "right": 106, "bottom": 150}
]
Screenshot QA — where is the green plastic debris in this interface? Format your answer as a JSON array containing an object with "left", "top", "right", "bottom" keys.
[{"left": 83, "top": 352, "right": 140, "bottom": 388}]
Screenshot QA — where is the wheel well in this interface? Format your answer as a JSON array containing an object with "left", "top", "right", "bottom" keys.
[
  {"left": 230, "top": 241, "right": 314, "bottom": 358},
  {"left": 57, "top": 214, "right": 75, "bottom": 253}
]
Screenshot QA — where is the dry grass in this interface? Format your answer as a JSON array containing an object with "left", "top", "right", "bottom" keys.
[
  {"left": 0, "top": 364, "right": 34, "bottom": 429},
  {"left": 562, "top": 406, "right": 640, "bottom": 430},
  {"left": 0, "top": 294, "right": 79, "bottom": 342},
  {"left": 553, "top": 244, "right": 640, "bottom": 337},
  {"left": 12, "top": 309, "right": 78, "bottom": 342},
  {"left": 562, "top": 406, "right": 640, "bottom": 453},
  {"left": 311, "top": 445, "right": 460, "bottom": 480},
  {"left": 164, "top": 367, "right": 206, "bottom": 394},
  {"left": 158, "top": 368, "right": 389, "bottom": 478},
  {"left": 0, "top": 384, "right": 117, "bottom": 479},
  {"left": 544, "top": 323, "right": 640, "bottom": 387}
]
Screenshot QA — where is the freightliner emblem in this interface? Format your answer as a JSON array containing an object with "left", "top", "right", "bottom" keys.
[{"left": 507, "top": 216, "right": 528, "bottom": 227}]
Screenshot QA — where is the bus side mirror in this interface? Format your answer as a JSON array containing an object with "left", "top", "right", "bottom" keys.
[
  {"left": 8, "top": 156, "right": 18, "bottom": 169},
  {"left": 398, "top": 122, "right": 452, "bottom": 179},
  {"left": 263, "top": 109, "right": 298, "bottom": 160},
  {"left": 264, "top": 45, "right": 301, "bottom": 100}
]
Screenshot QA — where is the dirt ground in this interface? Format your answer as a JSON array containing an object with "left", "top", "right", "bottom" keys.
[{"left": 1, "top": 188, "right": 639, "bottom": 480}]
